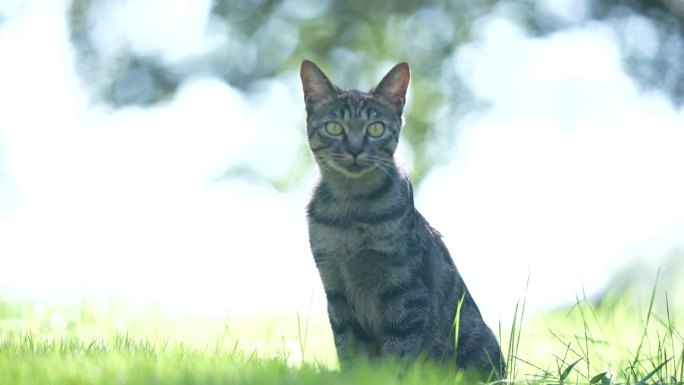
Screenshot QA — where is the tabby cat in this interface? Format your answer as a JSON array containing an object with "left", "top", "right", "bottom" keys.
[{"left": 301, "top": 60, "right": 504, "bottom": 377}]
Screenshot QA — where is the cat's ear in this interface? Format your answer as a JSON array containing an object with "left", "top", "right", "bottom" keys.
[
  {"left": 371, "top": 62, "right": 410, "bottom": 109},
  {"left": 300, "top": 60, "right": 338, "bottom": 108}
]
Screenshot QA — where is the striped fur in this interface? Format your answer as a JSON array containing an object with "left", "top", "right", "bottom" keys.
[{"left": 301, "top": 60, "right": 504, "bottom": 378}]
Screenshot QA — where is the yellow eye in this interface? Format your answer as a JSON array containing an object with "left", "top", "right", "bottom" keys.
[
  {"left": 367, "top": 122, "right": 385, "bottom": 138},
  {"left": 325, "top": 121, "right": 344, "bottom": 136}
]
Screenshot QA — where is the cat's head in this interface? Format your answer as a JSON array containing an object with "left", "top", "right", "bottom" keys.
[{"left": 300, "top": 60, "right": 409, "bottom": 180}]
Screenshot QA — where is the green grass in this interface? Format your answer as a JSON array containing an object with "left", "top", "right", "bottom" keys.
[
  {"left": 0, "top": 287, "right": 682, "bottom": 385},
  {"left": 512, "top": 293, "right": 683, "bottom": 385}
]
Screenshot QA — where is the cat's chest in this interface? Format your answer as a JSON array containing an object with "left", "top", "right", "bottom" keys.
[
  {"left": 308, "top": 219, "right": 407, "bottom": 291},
  {"left": 307, "top": 190, "right": 414, "bottom": 289},
  {"left": 310, "top": 222, "right": 377, "bottom": 254}
]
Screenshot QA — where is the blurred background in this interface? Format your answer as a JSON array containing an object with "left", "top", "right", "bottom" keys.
[{"left": 0, "top": 0, "right": 683, "bottom": 327}]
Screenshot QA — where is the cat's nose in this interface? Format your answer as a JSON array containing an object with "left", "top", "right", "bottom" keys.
[{"left": 346, "top": 136, "right": 364, "bottom": 157}]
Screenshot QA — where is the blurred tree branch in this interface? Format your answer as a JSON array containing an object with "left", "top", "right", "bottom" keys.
[{"left": 65, "top": 0, "right": 684, "bottom": 185}]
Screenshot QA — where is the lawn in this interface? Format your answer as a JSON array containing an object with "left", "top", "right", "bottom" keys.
[{"left": 0, "top": 285, "right": 682, "bottom": 385}]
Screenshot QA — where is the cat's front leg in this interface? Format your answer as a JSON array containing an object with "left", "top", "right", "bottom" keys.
[
  {"left": 326, "top": 293, "right": 377, "bottom": 366},
  {"left": 378, "top": 279, "right": 430, "bottom": 360}
]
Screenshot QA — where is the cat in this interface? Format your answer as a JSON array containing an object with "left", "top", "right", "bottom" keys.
[{"left": 300, "top": 59, "right": 505, "bottom": 378}]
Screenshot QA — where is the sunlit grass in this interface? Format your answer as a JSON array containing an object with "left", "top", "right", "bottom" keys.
[
  {"left": 0, "top": 284, "right": 682, "bottom": 385},
  {"left": 508, "top": 286, "right": 684, "bottom": 385}
]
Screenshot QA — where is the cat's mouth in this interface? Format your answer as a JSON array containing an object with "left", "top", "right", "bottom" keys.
[
  {"left": 323, "top": 159, "right": 377, "bottom": 178},
  {"left": 347, "top": 163, "right": 363, "bottom": 173}
]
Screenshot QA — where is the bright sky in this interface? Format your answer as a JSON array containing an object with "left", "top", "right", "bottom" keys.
[{"left": 0, "top": 1, "right": 682, "bottom": 326}]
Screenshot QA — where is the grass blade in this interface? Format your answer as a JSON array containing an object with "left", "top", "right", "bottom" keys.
[
  {"left": 453, "top": 293, "right": 466, "bottom": 357},
  {"left": 629, "top": 270, "right": 659, "bottom": 380},
  {"left": 560, "top": 358, "right": 582, "bottom": 383},
  {"left": 589, "top": 371, "right": 607, "bottom": 385},
  {"left": 635, "top": 358, "right": 671, "bottom": 385}
]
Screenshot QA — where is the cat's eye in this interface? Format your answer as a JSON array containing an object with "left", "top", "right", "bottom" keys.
[
  {"left": 325, "top": 121, "right": 344, "bottom": 136},
  {"left": 367, "top": 122, "right": 385, "bottom": 138}
]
